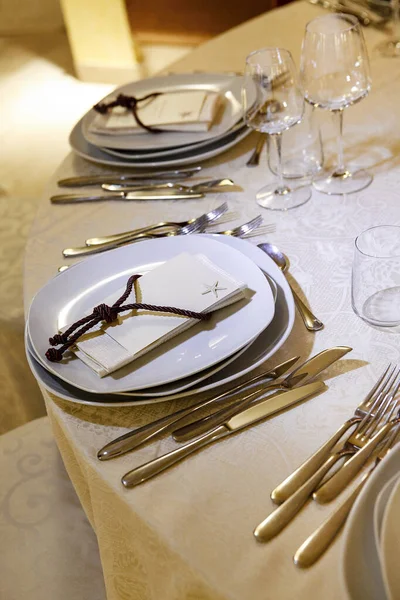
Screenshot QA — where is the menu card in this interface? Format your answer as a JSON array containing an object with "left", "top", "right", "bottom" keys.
[
  {"left": 61, "top": 253, "right": 248, "bottom": 377},
  {"left": 90, "top": 90, "right": 222, "bottom": 135}
]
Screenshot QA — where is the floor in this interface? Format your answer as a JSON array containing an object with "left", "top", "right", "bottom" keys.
[{"left": 0, "top": 31, "right": 194, "bottom": 434}]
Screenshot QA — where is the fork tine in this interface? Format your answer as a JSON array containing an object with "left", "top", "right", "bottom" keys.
[
  {"left": 356, "top": 364, "right": 395, "bottom": 435},
  {"left": 362, "top": 364, "right": 392, "bottom": 408},
  {"left": 363, "top": 369, "right": 400, "bottom": 438}
]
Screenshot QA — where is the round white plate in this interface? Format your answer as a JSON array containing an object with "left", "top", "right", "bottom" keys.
[
  {"left": 380, "top": 475, "right": 400, "bottom": 600},
  {"left": 69, "top": 117, "right": 250, "bottom": 168},
  {"left": 26, "top": 236, "right": 295, "bottom": 406},
  {"left": 100, "top": 121, "right": 245, "bottom": 159},
  {"left": 373, "top": 473, "right": 400, "bottom": 547},
  {"left": 83, "top": 73, "right": 245, "bottom": 151},
  {"left": 341, "top": 444, "right": 400, "bottom": 600},
  {"left": 28, "top": 236, "right": 274, "bottom": 393}
]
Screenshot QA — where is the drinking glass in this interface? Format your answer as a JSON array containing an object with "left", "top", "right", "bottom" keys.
[
  {"left": 242, "top": 47, "right": 311, "bottom": 211},
  {"left": 268, "top": 103, "right": 324, "bottom": 179},
  {"left": 300, "top": 14, "right": 372, "bottom": 195},
  {"left": 352, "top": 225, "right": 400, "bottom": 327}
]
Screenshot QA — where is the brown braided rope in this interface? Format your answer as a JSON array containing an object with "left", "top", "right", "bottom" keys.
[
  {"left": 45, "top": 274, "right": 211, "bottom": 363},
  {"left": 93, "top": 92, "right": 165, "bottom": 134}
]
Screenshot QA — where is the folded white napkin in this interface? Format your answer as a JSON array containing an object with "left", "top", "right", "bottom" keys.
[
  {"left": 62, "top": 253, "right": 247, "bottom": 377},
  {"left": 90, "top": 90, "right": 221, "bottom": 135}
]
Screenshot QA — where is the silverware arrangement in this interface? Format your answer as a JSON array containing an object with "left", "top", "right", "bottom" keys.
[
  {"left": 253, "top": 365, "right": 400, "bottom": 567},
  {"left": 61, "top": 203, "right": 275, "bottom": 258},
  {"left": 96, "top": 347, "right": 351, "bottom": 485}
]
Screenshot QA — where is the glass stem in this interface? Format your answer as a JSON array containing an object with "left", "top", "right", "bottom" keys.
[
  {"left": 333, "top": 109, "right": 346, "bottom": 176},
  {"left": 272, "top": 133, "right": 288, "bottom": 193}
]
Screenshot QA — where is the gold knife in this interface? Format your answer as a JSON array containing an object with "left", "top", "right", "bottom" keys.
[
  {"left": 121, "top": 381, "right": 326, "bottom": 488},
  {"left": 57, "top": 167, "right": 202, "bottom": 187},
  {"left": 51, "top": 191, "right": 204, "bottom": 203}
]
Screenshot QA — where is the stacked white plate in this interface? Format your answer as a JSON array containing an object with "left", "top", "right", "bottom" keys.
[
  {"left": 342, "top": 443, "right": 400, "bottom": 600},
  {"left": 26, "top": 235, "right": 295, "bottom": 407},
  {"left": 70, "top": 73, "right": 252, "bottom": 168}
]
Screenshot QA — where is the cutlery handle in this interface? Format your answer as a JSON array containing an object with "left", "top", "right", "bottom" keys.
[
  {"left": 313, "top": 421, "right": 394, "bottom": 504},
  {"left": 290, "top": 286, "right": 324, "bottom": 332},
  {"left": 86, "top": 223, "right": 178, "bottom": 246},
  {"left": 97, "top": 370, "right": 273, "bottom": 460},
  {"left": 172, "top": 384, "right": 281, "bottom": 442},
  {"left": 270, "top": 417, "right": 361, "bottom": 504},
  {"left": 246, "top": 133, "right": 266, "bottom": 167},
  {"left": 51, "top": 193, "right": 123, "bottom": 203},
  {"left": 63, "top": 233, "right": 150, "bottom": 257},
  {"left": 294, "top": 468, "right": 373, "bottom": 568},
  {"left": 57, "top": 168, "right": 202, "bottom": 187},
  {"left": 254, "top": 453, "right": 343, "bottom": 543},
  {"left": 121, "top": 425, "right": 229, "bottom": 487}
]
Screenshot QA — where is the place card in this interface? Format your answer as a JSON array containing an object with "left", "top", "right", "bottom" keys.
[
  {"left": 90, "top": 90, "right": 222, "bottom": 135},
  {"left": 62, "top": 253, "right": 247, "bottom": 376}
]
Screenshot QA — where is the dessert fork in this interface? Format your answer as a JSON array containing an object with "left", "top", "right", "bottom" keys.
[
  {"left": 86, "top": 202, "right": 230, "bottom": 246},
  {"left": 253, "top": 368, "right": 400, "bottom": 543},
  {"left": 270, "top": 364, "right": 395, "bottom": 504}
]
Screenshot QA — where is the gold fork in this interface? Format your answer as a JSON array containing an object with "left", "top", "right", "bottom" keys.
[{"left": 253, "top": 367, "right": 400, "bottom": 543}]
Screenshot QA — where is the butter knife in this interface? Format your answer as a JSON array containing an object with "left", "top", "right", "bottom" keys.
[
  {"left": 97, "top": 356, "right": 300, "bottom": 461},
  {"left": 121, "top": 381, "right": 326, "bottom": 488},
  {"left": 51, "top": 191, "right": 204, "bottom": 203},
  {"left": 57, "top": 167, "right": 202, "bottom": 187}
]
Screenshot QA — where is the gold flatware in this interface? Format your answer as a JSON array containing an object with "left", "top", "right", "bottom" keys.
[
  {"left": 253, "top": 368, "right": 400, "bottom": 543},
  {"left": 101, "top": 178, "right": 235, "bottom": 192},
  {"left": 51, "top": 191, "right": 205, "bottom": 204},
  {"left": 57, "top": 167, "right": 202, "bottom": 187},
  {"left": 271, "top": 364, "right": 394, "bottom": 504},
  {"left": 97, "top": 356, "right": 300, "bottom": 461},
  {"left": 172, "top": 346, "right": 352, "bottom": 443},
  {"left": 85, "top": 203, "right": 230, "bottom": 246},
  {"left": 121, "top": 382, "right": 326, "bottom": 488},
  {"left": 293, "top": 424, "right": 400, "bottom": 568}
]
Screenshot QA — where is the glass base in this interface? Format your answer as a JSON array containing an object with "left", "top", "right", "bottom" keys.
[
  {"left": 376, "top": 39, "right": 400, "bottom": 58},
  {"left": 353, "top": 286, "right": 400, "bottom": 327},
  {"left": 312, "top": 168, "right": 372, "bottom": 195},
  {"left": 256, "top": 183, "right": 311, "bottom": 211}
]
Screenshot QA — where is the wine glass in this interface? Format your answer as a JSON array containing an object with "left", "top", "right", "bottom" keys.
[
  {"left": 242, "top": 48, "right": 312, "bottom": 211},
  {"left": 300, "top": 14, "right": 372, "bottom": 195}
]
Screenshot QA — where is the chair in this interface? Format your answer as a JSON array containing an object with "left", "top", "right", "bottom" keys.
[{"left": 0, "top": 417, "right": 107, "bottom": 600}]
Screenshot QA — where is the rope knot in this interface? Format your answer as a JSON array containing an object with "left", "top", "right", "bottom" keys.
[
  {"left": 49, "top": 333, "right": 68, "bottom": 346},
  {"left": 45, "top": 347, "right": 63, "bottom": 362},
  {"left": 93, "top": 303, "right": 118, "bottom": 324}
]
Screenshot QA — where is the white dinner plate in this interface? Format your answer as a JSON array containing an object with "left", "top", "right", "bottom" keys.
[
  {"left": 28, "top": 236, "right": 274, "bottom": 393},
  {"left": 380, "top": 475, "right": 400, "bottom": 600},
  {"left": 83, "top": 73, "right": 245, "bottom": 151},
  {"left": 342, "top": 444, "right": 400, "bottom": 600},
  {"left": 373, "top": 473, "right": 400, "bottom": 547},
  {"left": 69, "top": 117, "right": 250, "bottom": 168},
  {"left": 26, "top": 235, "right": 295, "bottom": 406},
  {"left": 100, "top": 122, "right": 245, "bottom": 160}
]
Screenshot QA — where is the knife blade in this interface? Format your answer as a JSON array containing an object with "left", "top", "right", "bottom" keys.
[
  {"left": 57, "top": 167, "right": 202, "bottom": 187},
  {"left": 97, "top": 356, "right": 301, "bottom": 461},
  {"left": 121, "top": 381, "right": 326, "bottom": 488},
  {"left": 51, "top": 191, "right": 204, "bottom": 203},
  {"left": 172, "top": 346, "right": 352, "bottom": 442}
]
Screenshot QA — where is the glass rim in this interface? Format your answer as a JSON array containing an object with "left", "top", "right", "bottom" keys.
[
  {"left": 305, "top": 13, "right": 360, "bottom": 35},
  {"left": 245, "top": 47, "right": 294, "bottom": 64},
  {"left": 355, "top": 225, "right": 400, "bottom": 259}
]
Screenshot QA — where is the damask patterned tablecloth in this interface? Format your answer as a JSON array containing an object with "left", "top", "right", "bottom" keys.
[{"left": 24, "top": 3, "right": 400, "bottom": 599}]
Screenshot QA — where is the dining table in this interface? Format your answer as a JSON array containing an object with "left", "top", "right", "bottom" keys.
[{"left": 24, "top": 1, "right": 400, "bottom": 598}]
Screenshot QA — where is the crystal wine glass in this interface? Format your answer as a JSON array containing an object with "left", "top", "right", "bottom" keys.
[
  {"left": 300, "top": 14, "right": 372, "bottom": 195},
  {"left": 242, "top": 47, "right": 311, "bottom": 211}
]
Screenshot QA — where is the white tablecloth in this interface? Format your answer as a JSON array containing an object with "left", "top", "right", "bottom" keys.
[{"left": 24, "top": 3, "right": 400, "bottom": 598}]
